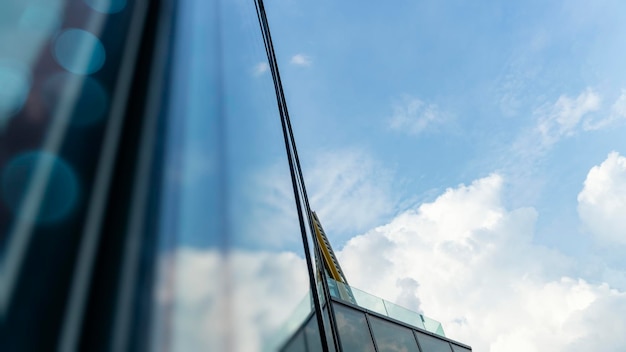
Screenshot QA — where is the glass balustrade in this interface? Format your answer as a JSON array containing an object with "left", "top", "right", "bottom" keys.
[
  {"left": 328, "top": 278, "right": 445, "bottom": 337},
  {"left": 273, "top": 276, "right": 446, "bottom": 351}
]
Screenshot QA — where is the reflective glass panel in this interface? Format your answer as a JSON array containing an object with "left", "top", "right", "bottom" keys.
[
  {"left": 283, "top": 329, "right": 307, "bottom": 352},
  {"left": 422, "top": 315, "right": 446, "bottom": 336},
  {"left": 333, "top": 303, "right": 376, "bottom": 352},
  {"left": 335, "top": 280, "right": 387, "bottom": 316},
  {"left": 1, "top": 0, "right": 157, "bottom": 350},
  {"left": 383, "top": 300, "right": 426, "bottom": 330},
  {"left": 148, "top": 0, "right": 311, "bottom": 351},
  {"left": 450, "top": 344, "right": 472, "bottom": 352},
  {"left": 323, "top": 307, "right": 337, "bottom": 352},
  {"left": 369, "top": 315, "right": 420, "bottom": 352},
  {"left": 415, "top": 331, "right": 453, "bottom": 352},
  {"left": 304, "top": 314, "right": 323, "bottom": 352}
]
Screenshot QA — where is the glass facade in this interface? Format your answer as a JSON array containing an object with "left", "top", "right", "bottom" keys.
[
  {"left": 283, "top": 330, "right": 307, "bottom": 352},
  {"left": 1, "top": 0, "right": 164, "bottom": 350},
  {"left": 369, "top": 315, "right": 420, "bottom": 352},
  {"left": 279, "top": 301, "right": 471, "bottom": 352},
  {"left": 2, "top": 1, "right": 475, "bottom": 351},
  {"left": 2, "top": 0, "right": 309, "bottom": 350},
  {"left": 333, "top": 303, "right": 377, "bottom": 352},
  {"left": 450, "top": 344, "right": 472, "bottom": 352},
  {"left": 304, "top": 314, "right": 324, "bottom": 352},
  {"left": 415, "top": 331, "right": 454, "bottom": 352},
  {"left": 330, "top": 277, "right": 444, "bottom": 337}
]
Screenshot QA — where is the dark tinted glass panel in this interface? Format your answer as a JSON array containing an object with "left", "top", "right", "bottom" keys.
[
  {"left": 369, "top": 315, "right": 420, "bottom": 352},
  {"left": 0, "top": 0, "right": 158, "bottom": 350},
  {"left": 302, "top": 307, "right": 337, "bottom": 352},
  {"left": 451, "top": 344, "right": 472, "bottom": 352},
  {"left": 284, "top": 329, "right": 307, "bottom": 352},
  {"left": 324, "top": 307, "right": 337, "bottom": 352},
  {"left": 305, "top": 314, "right": 323, "bottom": 352},
  {"left": 333, "top": 303, "right": 376, "bottom": 352},
  {"left": 415, "top": 331, "right": 452, "bottom": 352}
]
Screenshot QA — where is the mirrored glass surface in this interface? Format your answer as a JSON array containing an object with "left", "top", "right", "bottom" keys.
[
  {"left": 283, "top": 329, "right": 307, "bottom": 352},
  {"left": 415, "top": 331, "right": 453, "bottom": 352},
  {"left": 1, "top": 0, "right": 158, "bottom": 349},
  {"left": 369, "top": 315, "right": 420, "bottom": 352},
  {"left": 333, "top": 303, "right": 376, "bottom": 352},
  {"left": 148, "top": 0, "right": 312, "bottom": 351},
  {"left": 450, "top": 344, "right": 472, "bottom": 352},
  {"left": 304, "top": 314, "right": 323, "bottom": 352}
]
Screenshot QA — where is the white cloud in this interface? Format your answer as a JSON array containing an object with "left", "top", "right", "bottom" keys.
[
  {"left": 245, "top": 161, "right": 299, "bottom": 247},
  {"left": 246, "top": 149, "right": 396, "bottom": 247},
  {"left": 506, "top": 88, "right": 624, "bottom": 200},
  {"left": 155, "top": 248, "right": 308, "bottom": 352},
  {"left": 584, "top": 90, "right": 626, "bottom": 130},
  {"left": 307, "top": 150, "right": 396, "bottom": 236},
  {"left": 253, "top": 62, "right": 269, "bottom": 76},
  {"left": 536, "top": 88, "right": 601, "bottom": 145},
  {"left": 577, "top": 151, "right": 626, "bottom": 244},
  {"left": 290, "top": 53, "right": 312, "bottom": 67},
  {"left": 336, "top": 174, "right": 626, "bottom": 351},
  {"left": 155, "top": 172, "right": 626, "bottom": 352},
  {"left": 531, "top": 88, "right": 626, "bottom": 148},
  {"left": 388, "top": 95, "right": 446, "bottom": 135},
  {"left": 612, "top": 90, "right": 626, "bottom": 119}
]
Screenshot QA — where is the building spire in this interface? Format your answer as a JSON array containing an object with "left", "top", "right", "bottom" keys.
[{"left": 311, "top": 211, "right": 349, "bottom": 285}]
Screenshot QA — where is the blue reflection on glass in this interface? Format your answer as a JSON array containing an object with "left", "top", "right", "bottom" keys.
[
  {"left": 53, "top": 29, "right": 106, "bottom": 75},
  {"left": 2, "top": 152, "right": 80, "bottom": 224},
  {"left": 18, "top": 2, "right": 63, "bottom": 31},
  {"left": 0, "top": 61, "right": 31, "bottom": 126},
  {"left": 84, "top": 0, "right": 127, "bottom": 14},
  {"left": 42, "top": 73, "right": 109, "bottom": 126}
]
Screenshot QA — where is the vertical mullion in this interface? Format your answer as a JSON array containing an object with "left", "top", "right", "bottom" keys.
[{"left": 364, "top": 312, "right": 379, "bottom": 352}]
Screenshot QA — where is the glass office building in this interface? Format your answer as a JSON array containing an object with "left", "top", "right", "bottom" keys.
[
  {"left": 0, "top": 0, "right": 473, "bottom": 351},
  {"left": 277, "top": 278, "right": 472, "bottom": 352},
  {"left": 273, "top": 214, "right": 472, "bottom": 352}
]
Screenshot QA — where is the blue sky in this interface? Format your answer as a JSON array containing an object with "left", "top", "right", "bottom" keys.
[
  {"left": 215, "top": 0, "right": 626, "bottom": 254},
  {"left": 161, "top": 0, "right": 626, "bottom": 350},
  {"left": 272, "top": 0, "right": 626, "bottom": 254}
]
